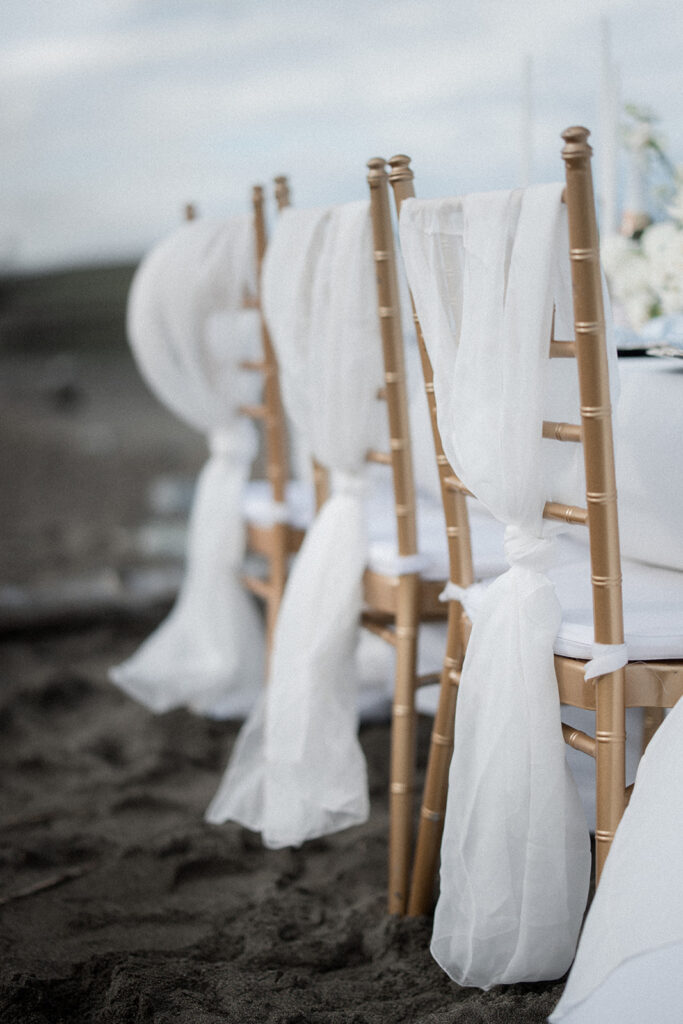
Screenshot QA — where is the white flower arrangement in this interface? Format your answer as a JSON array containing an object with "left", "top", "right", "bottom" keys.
[{"left": 601, "top": 107, "right": 683, "bottom": 331}]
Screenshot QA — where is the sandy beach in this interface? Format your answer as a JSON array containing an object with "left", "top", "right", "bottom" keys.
[{"left": 0, "top": 267, "right": 565, "bottom": 1023}]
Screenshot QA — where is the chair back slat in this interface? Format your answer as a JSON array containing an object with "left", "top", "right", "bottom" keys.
[
  {"left": 542, "top": 420, "right": 582, "bottom": 442},
  {"left": 549, "top": 340, "right": 577, "bottom": 357},
  {"left": 274, "top": 175, "right": 291, "bottom": 211},
  {"left": 543, "top": 501, "right": 589, "bottom": 526},
  {"left": 366, "top": 448, "right": 393, "bottom": 466},
  {"left": 366, "top": 159, "right": 417, "bottom": 557}
]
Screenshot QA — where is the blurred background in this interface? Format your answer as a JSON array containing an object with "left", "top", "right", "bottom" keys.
[
  {"left": 1, "top": 0, "right": 682, "bottom": 622},
  {"left": 3, "top": 0, "right": 683, "bottom": 270}
]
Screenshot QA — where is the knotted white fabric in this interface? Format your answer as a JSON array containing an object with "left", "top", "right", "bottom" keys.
[
  {"left": 206, "top": 201, "right": 386, "bottom": 845},
  {"left": 399, "top": 185, "right": 618, "bottom": 986},
  {"left": 110, "top": 218, "right": 265, "bottom": 717},
  {"left": 550, "top": 697, "right": 683, "bottom": 1023},
  {"left": 584, "top": 642, "right": 629, "bottom": 681}
]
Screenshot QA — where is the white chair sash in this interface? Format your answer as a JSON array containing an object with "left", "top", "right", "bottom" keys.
[
  {"left": 399, "top": 185, "right": 619, "bottom": 986},
  {"left": 110, "top": 219, "right": 264, "bottom": 717},
  {"left": 550, "top": 699, "right": 683, "bottom": 1024},
  {"left": 207, "top": 202, "right": 386, "bottom": 845}
]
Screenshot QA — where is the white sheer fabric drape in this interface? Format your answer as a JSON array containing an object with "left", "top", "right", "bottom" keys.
[
  {"left": 550, "top": 697, "right": 683, "bottom": 1024},
  {"left": 399, "top": 186, "right": 620, "bottom": 987},
  {"left": 206, "top": 201, "right": 386, "bottom": 845},
  {"left": 110, "top": 218, "right": 265, "bottom": 717}
]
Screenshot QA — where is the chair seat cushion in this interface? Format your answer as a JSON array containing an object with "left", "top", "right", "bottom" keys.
[
  {"left": 552, "top": 538, "right": 683, "bottom": 662},
  {"left": 366, "top": 486, "right": 507, "bottom": 583},
  {"left": 242, "top": 478, "right": 314, "bottom": 530},
  {"left": 463, "top": 533, "right": 683, "bottom": 663}
]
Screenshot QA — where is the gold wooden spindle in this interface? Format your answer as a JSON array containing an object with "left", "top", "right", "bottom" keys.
[
  {"left": 366, "top": 448, "right": 392, "bottom": 466},
  {"left": 562, "top": 126, "right": 626, "bottom": 882},
  {"left": 543, "top": 501, "right": 589, "bottom": 526},
  {"left": 367, "top": 157, "right": 419, "bottom": 916},
  {"left": 410, "top": 614, "right": 462, "bottom": 915},
  {"left": 388, "top": 153, "right": 474, "bottom": 917},
  {"left": 239, "top": 358, "right": 268, "bottom": 372},
  {"left": 252, "top": 183, "right": 289, "bottom": 649},
  {"left": 562, "top": 723, "right": 596, "bottom": 758},
  {"left": 542, "top": 420, "right": 582, "bottom": 443},
  {"left": 273, "top": 174, "right": 291, "bottom": 211},
  {"left": 238, "top": 402, "right": 268, "bottom": 421},
  {"left": 444, "top": 476, "right": 474, "bottom": 497},
  {"left": 549, "top": 340, "right": 577, "bottom": 358},
  {"left": 312, "top": 458, "right": 329, "bottom": 511}
]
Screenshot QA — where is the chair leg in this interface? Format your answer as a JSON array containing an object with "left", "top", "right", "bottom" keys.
[
  {"left": 388, "top": 573, "right": 419, "bottom": 915},
  {"left": 642, "top": 706, "right": 665, "bottom": 754},
  {"left": 594, "top": 666, "right": 626, "bottom": 884},
  {"left": 407, "top": 603, "right": 462, "bottom": 916}
]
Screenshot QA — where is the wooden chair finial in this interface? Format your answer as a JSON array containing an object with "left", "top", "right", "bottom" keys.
[
  {"left": 366, "top": 157, "right": 387, "bottom": 184},
  {"left": 273, "top": 175, "right": 291, "bottom": 210},
  {"left": 387, "top": 155, "right": 414, "bottom": 185},
  {"left": 561, "top": 126, "right": 592, "bottom": 162}
]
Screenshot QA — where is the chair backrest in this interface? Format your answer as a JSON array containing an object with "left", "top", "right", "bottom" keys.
[
  {"left": 392, "top": 127, "right": 622, "bottom": 984},
  {"left": 387, "top": 130, "right": 624, "bottom": 648}
]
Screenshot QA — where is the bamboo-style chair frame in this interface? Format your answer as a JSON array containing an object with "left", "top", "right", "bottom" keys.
[
  {"left": 364, "top": 160, "right": 448, "bottom": 915},
  {"left": 552, "top": 126, "right": 682, "bottom": 882},
  {"left": 240, "top": 177, "right": 308, "bottom": 655},
  {"left": 384, "top": 155, "right": 477, "bottom": 916},
  {"left": 389, "top": 126, "right": 683, "bottom": 914}
]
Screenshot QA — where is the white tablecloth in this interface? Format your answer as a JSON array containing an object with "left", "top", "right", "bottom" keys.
[{"left": 615, "top": 357, "right": 683, "bottom": 572}]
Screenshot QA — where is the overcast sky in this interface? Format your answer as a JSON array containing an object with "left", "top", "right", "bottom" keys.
[{"left": 2, "top": 0, "right": 682, "bottom": 271}]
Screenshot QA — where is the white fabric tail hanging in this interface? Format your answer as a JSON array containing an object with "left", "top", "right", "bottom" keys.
[
  {"left": 399, "top": 185, "right": 621, "bottom": 986},
  {"left": 550, "top": 697, "right": 683, "bottom": 1023},
  {"left": 110, "top": 219, "right": 264, "bottom": 717},
  {"left": 207, "top": 201, "right": 386, "bottom": 844}
]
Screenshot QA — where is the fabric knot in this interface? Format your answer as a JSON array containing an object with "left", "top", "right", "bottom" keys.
[
  {"left": 331, "top": 469, "right": 367, "bottom": 498},
  {"left": 584, "top": 642, "right": 629, "bottom": 681},
  {"left": 391, "top": 552, "right": 430, "bottom": 576},
  {"left": 439, "top": 580, "right": 471, "bottom": 603},
  {"left": 504, "top": 524, "right": 555, "bottom": 572}
]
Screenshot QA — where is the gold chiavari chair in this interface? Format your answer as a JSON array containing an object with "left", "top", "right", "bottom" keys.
[
  {"left": 551, "top": 127, "right": 683, "bottom": 883},
  {"left": 240, "top": 177, "right": 314, "bottom": 658},
  {"left": 393, "top": 126, "right": 683, "bottom": 914},
  {"left": 364, "top": 160, "right": 453, "bottom": 916}
]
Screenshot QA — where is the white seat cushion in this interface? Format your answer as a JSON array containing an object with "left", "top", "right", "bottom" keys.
[
  {"left": 366, "top": 483, "right": 507, "bottom": 584},
  {"left": 463, "top": 532, "right": 683, "bottom": 663},
  {"left": 242, "top": 478, "right": 314, "bottom": 530},
  {"left": 552, "top": 540, "right": 683, "bottom": 662}
]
